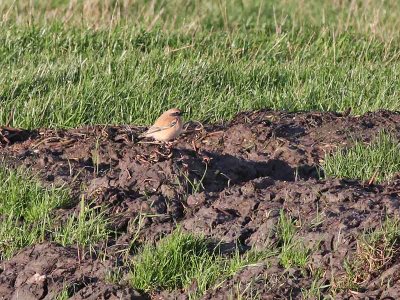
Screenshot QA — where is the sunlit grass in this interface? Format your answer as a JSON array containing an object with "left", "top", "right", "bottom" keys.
[
  {"left": 276, "top": 210, "right": 310, "bottom": 269},
  {"left": 0, "top": 1, "right": 399, "bottom": 128},
  {"left": 323, "top": 132, "right": 400, "bottom": 183},
  {"left": 0, "top": 167, "right": 111, "bottom": 259},
  {"left": 130, "top": 228, "right": 276, "bottom": 298},
  {"left": 53, "top": 196, "right": 111, "bottom": 250},
  {"left": 0, "top": 167, "right": 69, "bottom": 259}
]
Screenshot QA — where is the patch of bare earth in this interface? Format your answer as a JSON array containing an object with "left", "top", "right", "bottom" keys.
[{"left": 1, "top": 110, "right": 400, "bottom": 299}]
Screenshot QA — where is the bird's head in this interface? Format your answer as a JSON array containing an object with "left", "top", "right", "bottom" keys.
[{"left": 165, "top": 108, "right": 184, "bottom": 117}]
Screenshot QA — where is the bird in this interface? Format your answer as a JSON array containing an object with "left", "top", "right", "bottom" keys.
[{"left": 139, "top": 108, "right": 184, "bottom": 142}]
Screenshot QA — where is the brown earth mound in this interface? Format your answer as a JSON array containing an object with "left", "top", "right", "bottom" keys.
[{"left": 0, "top": 109, "right": 400, "bottom": 299}]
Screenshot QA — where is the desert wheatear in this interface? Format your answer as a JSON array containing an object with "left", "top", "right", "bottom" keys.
[{"left": 139, "top": 108, "right": 184, "bottom": 142}]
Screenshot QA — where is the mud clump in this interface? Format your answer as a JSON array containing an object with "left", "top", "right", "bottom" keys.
[
  {"left": 0, "top": 109, "right": 400, "bottom": 299},
  {"left": 0, "top": 243, "right": 143, "bottom": 300}
]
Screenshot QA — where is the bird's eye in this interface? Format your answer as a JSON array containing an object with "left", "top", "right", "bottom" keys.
[{"left": 171, "top": 120, "right": 177, "bottom": 126}]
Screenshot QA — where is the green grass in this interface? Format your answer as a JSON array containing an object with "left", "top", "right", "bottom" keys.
[
  {"left": 128, "top": 213, "right": 319, "bottom": 297},
  {"left": 129, "top": 228, "right": 275, "bottom": 298},
  {"left": 323, "top": 132, "right": 400, "bottom": 183},
  {"left": 0, "top": 166, "right": 69, "bottom": 259},
  {"left": 2, "top": 1, "right": 400, "bottom": 37},
  {"left": 130, "top": 229, "right": 217, "bottom": 292},
  {"left": 301, "top": 268, "right": 329, "bottom": 299},
  {"left": 0, "top": 0, "right": 399, "bottom": 128},
  {"left": 55, "top": 287, "right": 69, "bottom": 300},
  {"left": 1, "top": 0, "right": 400, "bottom": 296},
  {"left": 0, "top": 166, "right": 111, "bottom": 259},
  {"left": 105, "top": 265, "right": 124, "bottom": 285},
  {"left": 53, "top": 195, "right": 111, "bottom": 249},
  {"left": 277, "top": 210, "right": 310, "bottom": 269}
]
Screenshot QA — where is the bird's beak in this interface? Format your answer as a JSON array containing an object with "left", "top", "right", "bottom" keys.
[{"left": 172, "top": 111, "right": 184, "bottom": 116}]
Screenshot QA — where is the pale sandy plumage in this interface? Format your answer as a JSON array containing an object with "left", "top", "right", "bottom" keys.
[{"left": 140, "top": 108, "right": 184, "bottom": 142}]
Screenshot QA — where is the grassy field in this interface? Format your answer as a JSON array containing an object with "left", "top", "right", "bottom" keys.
[
  {"left": 0, "top": 0, "right": 400, "bottom": 128},
  {"left": 1, "top": 1, "right": 400, "bottom": 298}
]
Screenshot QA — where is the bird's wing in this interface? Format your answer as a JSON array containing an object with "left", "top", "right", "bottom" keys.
[{"left": 142, "top": 121, "right": 177, "bottom": 136}]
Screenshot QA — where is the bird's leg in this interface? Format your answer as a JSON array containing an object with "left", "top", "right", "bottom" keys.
[
  {"left": 191, "top": 140, "right": 198, "bottom": 152},
  {"left": 157, "top": 141, "right": 174, "bottom": 158},
  {"left": 165, "top": 141, "right": 174, "bottom": 151}
]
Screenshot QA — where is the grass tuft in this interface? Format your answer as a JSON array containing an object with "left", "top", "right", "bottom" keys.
[
  {"left": 54, "top": 287, "right": 69, "bottom": 300},
  {"left": 323, "top": 132, "right": 400, "bottom": 183},
  {"left": 130, "top": 229, "right": 219, "bottom": 292},
  {"left": 130, "top": 228, "right": 275, "bottom": 297},
  {"left": 0, "top": 166, "right": 110, "bottom": 259},
  {"left": 277, "top": 210, "right": 310, "bottom": 269},
  {"left": 53, "top": 195, "right": 110, "bottom": 250},
  {"left": 0, "top": 166, "right": 69, "bottom": 259},
  {"left": 343, "top": 216, "right": 400, "bottom": 288}
]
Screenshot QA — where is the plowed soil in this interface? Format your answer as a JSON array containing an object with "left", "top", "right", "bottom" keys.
[{"left": 1, "top": 109, "right": 400, "bottom": 300}]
